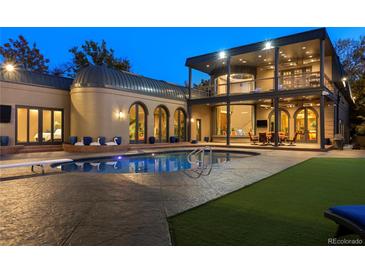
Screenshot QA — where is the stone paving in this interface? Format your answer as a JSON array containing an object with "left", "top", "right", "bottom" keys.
[{"left": 1, "top": 148, "right": 364, "bottom": 245}]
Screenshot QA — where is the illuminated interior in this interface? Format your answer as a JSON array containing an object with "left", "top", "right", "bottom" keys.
[
  {"left": 129, "top": 103, "right": 146, "bottom": 143},
  {"left": 174, "top": 108, "right": 186, "bottom": 141},
  {"left": 154, "top": 106, "right": 168, "bottom": 142}
]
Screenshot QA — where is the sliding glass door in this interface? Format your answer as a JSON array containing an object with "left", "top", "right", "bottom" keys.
[{"left": 16, "top": 106, "right": 63, "bottom": 145}]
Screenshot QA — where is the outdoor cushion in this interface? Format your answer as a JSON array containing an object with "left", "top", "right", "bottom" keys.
[
  {"left": 0, "top": 136, "right": 9, "bottom": 146},
  {"left": 98, "top": 136, "right": 106, "bottom": 145},
  {"left": 329, "top": 205, "right": 365, "bottom": 230},
  {"left": 83, "top": 136, "right": 92, "bottom": 145},
  {"left": 114, "top": 136, "right": 122, "bottom": 145},
  {"left": 69, "top": 136, "right": 77, "bottom": 145}
]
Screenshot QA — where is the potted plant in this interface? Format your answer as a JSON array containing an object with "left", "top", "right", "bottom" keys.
[{"left": 353, "top": 124, "right": 365, "bottom": 147}]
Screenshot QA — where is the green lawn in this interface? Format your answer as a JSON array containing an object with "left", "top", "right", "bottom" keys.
[{"left": 168, "top": 158, "right": 365, "bottom": 245}]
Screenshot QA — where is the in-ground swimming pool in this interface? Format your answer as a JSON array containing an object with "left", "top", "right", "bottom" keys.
[{"left": 54, "top": 150, "right": 255, "bottom": 174}]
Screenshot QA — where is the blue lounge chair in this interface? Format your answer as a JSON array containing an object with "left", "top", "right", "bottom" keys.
[{"left": 324, "top": 205, "right": 365, "bottom": 239}]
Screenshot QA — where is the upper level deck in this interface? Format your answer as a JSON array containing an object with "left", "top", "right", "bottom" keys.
[{"left": 186, "top": 28, "right": 344, "bottom": 101}]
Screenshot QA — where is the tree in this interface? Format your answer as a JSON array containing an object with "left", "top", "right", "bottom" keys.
[
  {"left": 0, "top": 35, "right": 50, "bottom": 73},
  {"left": 335, "top": 36, "right": 365, "bottom": 133},
  {"left": 68, "top": 40, "right": 131, "bottom": 76}
]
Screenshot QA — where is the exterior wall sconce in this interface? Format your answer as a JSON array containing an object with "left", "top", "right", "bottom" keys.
[
  {"left": 118, "top": 111, "right": 126, "bottom": 120},
  {"left": 4, "top": 63, "right": 15, "bottom": 72}
]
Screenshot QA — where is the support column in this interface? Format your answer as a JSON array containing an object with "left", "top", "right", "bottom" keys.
[
  {"left": 226, "top": 56, "right": 231, "bottom": 146},
  {"left": 274, "top": 47, "right": 280, "bottom": 146},
  {"left": 319, "top": 39, "right": 326, "bottom": 149},
  {"left": 274, "top": 97, "right": 279, "bottom": 146},
  {"left": 187, "top": 67, "right": 192, "bottom": 141}
]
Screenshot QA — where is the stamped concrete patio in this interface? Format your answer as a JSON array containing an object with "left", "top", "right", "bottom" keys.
[{"left": 1, "top": 148, "right": 364, "bottom": 245}]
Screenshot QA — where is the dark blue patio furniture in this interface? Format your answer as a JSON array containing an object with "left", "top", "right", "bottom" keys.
[
  {"left": 204, "top": 136, "right": 210, "bottom": 142},
  {"left": 0, "top": 136, "right": 9, "bottom": 146},
  {"left": 114, "top": 136, "right": 122, "bottom": 145},
  {"left": 149, "top": 136, "right": 156, "bottom": 144},
  {"left": 83, "top": 136, "right": 92, "bottom": 146},
  {"left": 324, "top": 205, "right": 365, "bottom": 239},
  {"left": 191, "top": 140, "right": 198, "bottom": 144},
  {"left": 169, "top": 136, "right": 176, "bottom": 143},
  {"left": 69, "top": 136, "right": 78, "bottom": 145},
  {"left": 98, "top": 136, "right": 106, "bottom": 145}
]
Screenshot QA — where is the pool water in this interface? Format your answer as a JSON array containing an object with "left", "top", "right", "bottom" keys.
[{"left": 55, "top": 151, "right": 252, "bottom": 174}]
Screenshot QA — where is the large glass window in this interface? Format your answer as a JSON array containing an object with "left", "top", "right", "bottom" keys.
[
  {"left": 17, "top": 108, "right": 28, "bottom": 143},
  {"left": 269, "top": 109, "right": 290, "bottom": 136},
  {"left": 294, "top": 107, "right": 318, "bottom": 143},
  {"left": 42, "top": 110, "right": 52, "bottom": 143},
  {"left": 173, "top": 108, "right": 186, "bottom": 141},
  {"left": 129, "top": 103, "right": 147, "bottom": 144},
  {"left": 215, "top": 73, "right": 255, "bottom": 95},
  {"left": 214, "top": 105, "right": 254, "bottom": 136},
  {"left": 16, "top": 106, "right": 63, "bottom": 144},
  {"left": 154, "top": 106, "right": 168, "bottom": 143}
]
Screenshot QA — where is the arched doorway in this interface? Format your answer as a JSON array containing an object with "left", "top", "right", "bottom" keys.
[
  {"left": 154, "top": 105, "right": 169, "bottom": 143},
  {"left": 268, "top": 109, "right": 290, "bottom": 136},
  {"left": 294, "top": 107, "right": 318, "bottom": 143},
  {"left": 174, "top": 108, "right": 186, "bottom": 141},
  {"left": 129, "top": 102, "right": 147, "bottom": 144}
]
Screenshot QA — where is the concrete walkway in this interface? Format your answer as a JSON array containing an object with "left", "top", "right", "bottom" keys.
[{"left": 0, "top": 148, "right": 364, "bottom": 245}]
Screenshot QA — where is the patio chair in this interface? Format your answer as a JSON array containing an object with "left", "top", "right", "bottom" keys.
[
  {"left": 259, "top": 132, "right": 268, "bottom": 145},
  {"left": 248, "top": 132, "right": 259, "bottom": 145},
  {"left": 287, "top": 131, "right": 300, "bottom": 146},
  {"left": 324, "top": 205, "right": 365, "bottom": 240}
]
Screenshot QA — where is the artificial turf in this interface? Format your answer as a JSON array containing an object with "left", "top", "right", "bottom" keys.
[{"left": 168, "top": 158, "right": 365, "bottom": 245}]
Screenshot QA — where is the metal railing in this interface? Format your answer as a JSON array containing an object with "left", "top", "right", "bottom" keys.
[
  {"left": 190, "top": 71, "right": 335, "bottom": 99},
  {"left": 185, "top": 146, "right": 213, "bottom": 178}
]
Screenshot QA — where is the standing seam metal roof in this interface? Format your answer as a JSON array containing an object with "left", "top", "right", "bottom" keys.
[
  {"left": 0, "top": 69, "right": 73, "bottom": 90},
  {"left": 72, "top": 65, "right": 188, "bottom": 101}
]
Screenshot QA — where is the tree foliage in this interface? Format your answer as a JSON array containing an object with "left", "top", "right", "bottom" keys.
[
  {"left": 335, "top": 36, "right": 365, "bottom": 130},
  {"left": 0, "top": 35, "right": 50, "bottom": 73},
  {"left": 68, "top": 40, "right": 131, "bottom": 76}
]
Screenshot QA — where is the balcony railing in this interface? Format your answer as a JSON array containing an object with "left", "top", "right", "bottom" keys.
[{"left": 190, "top": 71, "right": 334, "bottom": 99}]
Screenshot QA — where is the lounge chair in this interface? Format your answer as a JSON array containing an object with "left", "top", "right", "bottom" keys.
[
  {"left": 0, "top": 159, "right": 73, "bottom": 174},
  {"left": 248, "top": 132, "right": 259, "bottom": 145},
  {"left": 106, "top": 137, "right": 120, "bottom": 146},
  {"left": 90, "top": 137, "right": 106, "bottom": 146},
  {"left": 324, "top": 205, "right": 365, "bottom": 240},
  {"left": 287, "top": 131, "right": 300, "bottom": 146}
]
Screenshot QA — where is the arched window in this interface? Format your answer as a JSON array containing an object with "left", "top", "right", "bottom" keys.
[
  {"left": 174, "top": 108, "right": 186, "bottom": 141},
  {"left": 294, "top": 107, "right": 318, "bottom": 143},
  {"left": 154, "top": 105, "right": 169, "bottom": 143},
  {"left": 129, "top": 102, "right": 147, "bottom": 144},
  {"left": 268, "top": 109, "right": 290, "bottom": 136}
]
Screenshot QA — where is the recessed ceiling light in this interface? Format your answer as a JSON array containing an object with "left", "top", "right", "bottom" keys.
[
  {"left": 242, "top": 60, "right": 247, "bottom": 63},
  {"left": 279, "top": 51, "right": 283, "bottom": 54},
  {"left": 302, "top": 46, "right": 306, "bottom": 50},
  {"left": 268, "top": 62, "right": 271, "bottom": 65},
  {"left": 309, "top": 55, "right": 313, "bottom": 58},
  {"left": 239, "top": 58, "right": 242, "bottom": 61},
  {"left": 306, "top": 51, "right": 310, "bottom": 54},
  {"left": 264, "top": 59, "right": 267, "bottom": 61},
  {"left": 206, "top": 64, "right": 210, "bottom": 68},
  {"left": 258, "top": 55, "right": 262, "bottom": 58},
  {"left": 219, "top": 51, "right": 226, "bottom": 59},
  {"left": 288, "top": 59, "right": 291, "bottom": 62}
]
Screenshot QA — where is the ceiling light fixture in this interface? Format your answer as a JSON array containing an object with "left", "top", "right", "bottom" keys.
[{"left": 219, "top": 51, "right": 226, "bottom": 59}]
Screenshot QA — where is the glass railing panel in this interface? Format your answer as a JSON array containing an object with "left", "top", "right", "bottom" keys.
[{"left": 278, "top": 71, "right": 320, "bottom": 91}]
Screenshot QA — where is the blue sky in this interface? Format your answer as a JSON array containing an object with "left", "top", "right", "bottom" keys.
[{"left": 1, "top": 27, "right": 364, "bottom": 85}]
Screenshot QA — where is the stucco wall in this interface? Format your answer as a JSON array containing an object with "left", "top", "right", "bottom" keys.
[
  {"left": 70, "top": 87, "right": 187, "bottom": 144},
  {"left": 0, "top": 81, "right": 70, "bottom": 145},
  {"left": 191, "top": 105, "right": 211, "bottom": 141}
]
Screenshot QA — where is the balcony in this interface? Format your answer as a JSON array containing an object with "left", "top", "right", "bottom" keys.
[{"left": 190, "top": 72, "right": 334, "bottom": 99}]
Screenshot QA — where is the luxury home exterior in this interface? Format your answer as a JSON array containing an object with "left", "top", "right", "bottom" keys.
[{"left": 0, "top": 28, "right": 354, "bottom": 150}]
